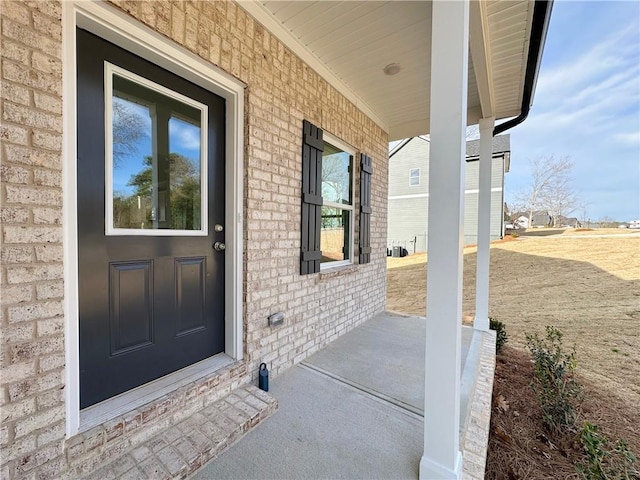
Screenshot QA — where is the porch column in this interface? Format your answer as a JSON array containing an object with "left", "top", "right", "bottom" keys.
[
  {"left": 421, "top": 1, "right": 469, "bottom": 479},
  {"left": 473, "top": 117, "right": 495, "bottom": 332}
]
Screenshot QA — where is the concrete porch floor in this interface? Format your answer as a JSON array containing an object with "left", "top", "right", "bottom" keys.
[{"left": 190, "top": 312, "right": 495, "bottom": 480}]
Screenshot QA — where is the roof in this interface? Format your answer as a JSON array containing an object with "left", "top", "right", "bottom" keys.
[
  {"left": 389, "top": 135, "right": 511, "bottom": 163},
  {"left": 242, "top": 1, "right": 553, "bottom": 140},
  {"left": 465, "top": 135, "right": 511, "bottom": 157}
]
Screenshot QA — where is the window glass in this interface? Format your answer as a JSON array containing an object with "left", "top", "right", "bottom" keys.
[
  {"left": 320, "top": 140, "right": 354, "bottom": 266},
  {"left": 322, "top": 143, "right": 352, "bottom": 205},
  {"left": 320, "top": 206, "right": 350, "bottom": 262},
  {"left": 108, "top": 66, "right": 206, "bottom": 235},
  {"left": 409, "top": 168, "right": 420, "bottom": 186}
]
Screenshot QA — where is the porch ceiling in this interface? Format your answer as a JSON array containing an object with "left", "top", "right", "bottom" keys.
[{"left": 242, "top": 1, "right": 537, "bottom": 141}]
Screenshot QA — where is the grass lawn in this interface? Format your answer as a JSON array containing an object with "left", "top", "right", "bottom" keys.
[{"left": 386, "top": 229, "right": 640, "bottom": 477}]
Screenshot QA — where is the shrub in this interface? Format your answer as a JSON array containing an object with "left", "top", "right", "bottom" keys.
[
  {"left": 577, "top": 422, "right": 639, "bottom": 479},
  {"left": 525, "top": 326, "right": 582, "bottom": 434},
  {"left": 489, "top": 318, "right": 507, "bottom": 354}
]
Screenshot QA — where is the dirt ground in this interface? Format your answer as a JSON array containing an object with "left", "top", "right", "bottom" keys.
[
  {"left": 487, "top": 346, "right": 639, "bottom": 479},
  {"left": 387, "top": 228, "right": 640, "bottom": 403},
  {"left": 386, "top": 228, "right": 640, "bottom": 477}
]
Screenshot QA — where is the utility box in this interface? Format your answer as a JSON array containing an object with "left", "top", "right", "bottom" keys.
[{"left": 392, "top": 246, "right": 402, "bottom": 257}]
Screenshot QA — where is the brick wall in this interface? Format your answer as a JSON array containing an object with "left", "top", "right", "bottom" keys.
[
  {"left": 0, "top": 1, "right": 388, "bottom": 478},
  {"left": 1, "top": 1, "right": 67, "bottom": 478}
]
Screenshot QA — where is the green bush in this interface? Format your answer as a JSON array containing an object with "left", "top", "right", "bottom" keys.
[
  {"left": 577, "top": 422, "right": 639, "bottom": 479},
  {"left": 489, "top": 318, "right": 507, "bottom": 354},
  {"left": 525, "top": 326, "right": 582, "bottom": 434}
]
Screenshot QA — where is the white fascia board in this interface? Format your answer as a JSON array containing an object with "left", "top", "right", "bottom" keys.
[{"left": 240, "top": 1, "right": 388, "bottom": 133}]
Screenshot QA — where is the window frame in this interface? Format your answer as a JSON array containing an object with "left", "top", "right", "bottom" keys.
[
  {"left": 320, "top": 132, "right": 356, "bottom": 270},
  {"left": 104, "top": 62, "right": 209, "bottom": 237},
  {"left": 409, "top": 167, "right": 420, "bottom": 186}
]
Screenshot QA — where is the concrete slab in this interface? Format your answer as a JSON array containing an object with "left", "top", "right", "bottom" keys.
[
  {"left": 191, "top": 366, "right": 423, "bottom": 480},
  {"left": 302, "top": 312, "right": 473, "bottom": 414},
  {"left": 190, "top": 312, "right": 479, "bottom": 480}
]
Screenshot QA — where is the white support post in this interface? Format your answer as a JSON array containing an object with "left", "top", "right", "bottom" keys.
[
  {"left": 473, "top": 117, "right": 495, "bottom": 332},
  {"left": 421, "top": 1, "right": 469, "bottom": 479}
]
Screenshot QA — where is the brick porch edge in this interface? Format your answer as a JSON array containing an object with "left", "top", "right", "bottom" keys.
[
  {"left": 461, "top": 330, "right": 497, "bottom": 480},
  {"left": 79, "top": 386, "right": 277, "bottom": 480}
]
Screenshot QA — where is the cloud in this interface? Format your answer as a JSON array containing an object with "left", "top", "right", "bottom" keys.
[
  {"left": 612, "top": 131, "right": 640, "bottom": 147},
  {"left": 529, "top": 20, "right": 639, "bottom": 138},
  {"left": 507, "top": 4, "right": 640, "bottom": 221},
  {"left": 170, "top": 118, "right": 202, "bottom": 151}
]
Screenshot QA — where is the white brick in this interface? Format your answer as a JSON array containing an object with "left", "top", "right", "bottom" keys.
[
  {"left": 36, "top": 281, "right": 64, "bottom": 300},
  {"left": 4, "top": 226, "right": 62, "bottom": 245},
  {"left": 5, "top": 185, "right": 62, "bottom": 207},
  {"left": 8, "top": 301, "right": 64, "bottom": 323},
  {"left": 15, "top": 405, "right": 65, "bottom": 438},
  {"left": 7, "top": 265, "right": 63, "bottom": 284},
  {"left": 0, "top": 123, "right": 30, "bottom": 144}
]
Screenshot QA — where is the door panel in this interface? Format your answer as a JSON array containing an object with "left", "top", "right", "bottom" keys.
[
  {"left": 77, "top": 29, "right": 226, "bottom": 408},
  {"left": 109, "top": 261, "right": 154, "bottom": 355},
  {"left": 175, "top": 257, "right": 207, "bottom": 335}
]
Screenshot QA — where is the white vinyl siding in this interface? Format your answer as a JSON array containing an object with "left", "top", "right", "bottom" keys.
[{"left": 388, "top": 137, "right": 508, "bottom": 249}]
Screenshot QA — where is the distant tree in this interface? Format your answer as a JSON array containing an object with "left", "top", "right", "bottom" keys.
[
  {"left": 597, "top": 216, "right": 619, "bottom": 228},
  {"left": 115, "top": 153, "right": 201, "bottom": 230},
  {"left": 321, "top": 154, "right": 350, "bottom": 205},
  {"left": 577, "top": 201, "right": 590, "bottom": 229},
  {"left": 466, "top": 125, "right": 479, "bottom": 140},
  {"left": 112, "top": 98, "right": 148, "bottom": 167},
  {"left": 544, "top": 171, "right": 579, "bottom": 227},
  {"left": 517, "top": 155, "right": 579, "bottom": 228},
  {"left": 507, "top": 200, "right": 528, "bottom": 222}
]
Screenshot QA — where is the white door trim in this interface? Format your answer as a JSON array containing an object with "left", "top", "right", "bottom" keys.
[{"left": 62, "top": 1, "right": 245, "bottom": 437}]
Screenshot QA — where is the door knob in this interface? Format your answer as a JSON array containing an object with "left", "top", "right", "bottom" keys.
[{"left": 213, "top": 242, "right": 226, "bottom": 251}]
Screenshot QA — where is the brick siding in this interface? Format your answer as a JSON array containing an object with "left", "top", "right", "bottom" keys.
[{"left": 0, "top": 1, "right": 388, "bottom": 478}]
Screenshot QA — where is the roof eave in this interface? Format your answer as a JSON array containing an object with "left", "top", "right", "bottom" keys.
[{"left": 494, "top": 0, "right": 554, "bottom": 136}]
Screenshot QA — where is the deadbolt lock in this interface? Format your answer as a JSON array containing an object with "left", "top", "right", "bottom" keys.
[{"left": 214, "top": 224, "right": 224, "bottom": 232}]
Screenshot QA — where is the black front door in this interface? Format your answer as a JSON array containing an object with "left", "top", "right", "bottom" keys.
[{"left": 77, "top": 29, "right": 226, "bottom": 408}]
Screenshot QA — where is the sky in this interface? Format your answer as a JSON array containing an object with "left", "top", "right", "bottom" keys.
[
  {"left": 504, "top": 0, "right": 640, "bottom": 222},
  {"left": 389, "top": 1, "right": 640, "bottom": 222},
  {"left": 112, "top": 98, "right": 201, "bottom": 196}
]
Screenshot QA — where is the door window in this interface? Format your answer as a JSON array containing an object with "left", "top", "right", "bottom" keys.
[{"left": 105, "top": 63, "right": 208, "bottom": 235}]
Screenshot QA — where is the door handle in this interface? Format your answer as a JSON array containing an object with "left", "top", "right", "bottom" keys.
[{"left": 213, "top": 242, "right": 226, "bottom": 251}]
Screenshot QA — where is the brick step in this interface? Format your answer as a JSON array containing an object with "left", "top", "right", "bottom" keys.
[{"left": 81, "top": 386, "right": 278, "bottom": 479}]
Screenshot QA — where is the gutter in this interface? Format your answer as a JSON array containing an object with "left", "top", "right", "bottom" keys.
[{"left": 493, "top": 0, "right": 554, "bottom": 136}]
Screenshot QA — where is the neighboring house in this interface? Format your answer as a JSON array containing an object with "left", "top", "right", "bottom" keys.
[
  {"left": 514, "top": 215, "right": 530, "bottom": 229},
  {"left": 388, "top": 135, "right": 511, "bottom": 251},
  {"left": 513, "top": 210, "right": 553, "bottom": 228},
  {"left": 532, "top": 211, "right": 553, "bottom": 227},
  {"left": 0, "top": 2, "right": 551, "bottom": 480},
  {"left": 557, "top": 216, "right": 581, "bottom": 228}
]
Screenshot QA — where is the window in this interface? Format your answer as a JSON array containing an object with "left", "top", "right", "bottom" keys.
[
  {"left": 409, "top": 168, "right": 420, "bottom": 186},
  {"left": 300, "top": 121, "right": 366, "bottom": 274},
  {"left": 105, "top": 63, "right": 208, "bottom": 236},
  {"left": 320, "top": 138, "right": 354, "bottom": 268}
]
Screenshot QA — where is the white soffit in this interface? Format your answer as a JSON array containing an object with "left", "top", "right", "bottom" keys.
[
  {"left": 243, "top": 1, "right": 534, "bottom": 140},
  {"left": 487, "top": 0, "right": 534, "bottom": 118}
]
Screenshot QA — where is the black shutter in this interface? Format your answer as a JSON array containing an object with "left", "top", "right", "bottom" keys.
[
  {"left": 300, "top": 120, "right": 324, "bottom": 275},
  {"left": 359, "top": 154, "right": 373, "bottom": 264}
]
